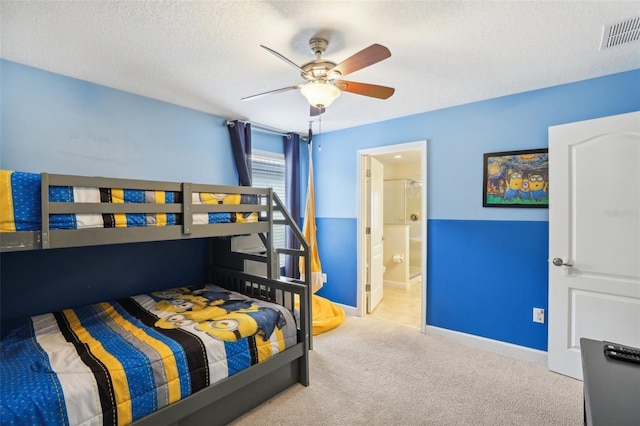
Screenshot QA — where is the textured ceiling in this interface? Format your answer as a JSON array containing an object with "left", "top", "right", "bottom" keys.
[{"left": 1, "top": 1, "right": 639, "bottom": 134}]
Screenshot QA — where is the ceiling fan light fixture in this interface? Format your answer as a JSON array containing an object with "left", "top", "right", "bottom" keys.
[{"left": 300, "top": 81, "right": 341, "bottom": 108}]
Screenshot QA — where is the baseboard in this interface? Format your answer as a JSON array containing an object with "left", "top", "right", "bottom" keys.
[
  {"left": 336, "top": 302, "right": 358, "bottom": 316},
  {"left": 425, "top": 325, "right": 548, "bottom": 365},
  {"left": 383, "top": 279, "right": 412, "bottom": 290}
]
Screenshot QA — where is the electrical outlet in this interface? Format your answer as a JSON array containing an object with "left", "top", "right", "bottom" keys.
[
  {"left": 322, "top": 273, "right": 327, "bottom": 283},
  {"left": 533, "top": 308, "right": 545, "bottom": 324}
]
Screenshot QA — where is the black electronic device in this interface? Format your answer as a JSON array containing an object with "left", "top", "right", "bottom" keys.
[{"left": 604, "top": 343, "right": 640, "bottom": 365}]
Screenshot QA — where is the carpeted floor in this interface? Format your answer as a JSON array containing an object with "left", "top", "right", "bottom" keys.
[{"left": 230, "top": 316, "right": 583, "bottom": 426}]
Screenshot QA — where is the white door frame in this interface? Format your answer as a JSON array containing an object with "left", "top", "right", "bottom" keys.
[{"left": 356, "top": 140, "right": 428, "bottom": 333}]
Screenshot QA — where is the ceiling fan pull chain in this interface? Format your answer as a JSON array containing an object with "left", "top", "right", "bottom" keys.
[{"left": 318, "top": 114, "right": 322, "bottom": 152}]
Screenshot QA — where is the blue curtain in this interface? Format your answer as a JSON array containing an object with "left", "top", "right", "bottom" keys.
[
  {"left": 284, "top": 133, "right": 301, "bottom": 277},
  {"left": 227, "top": 120, "right": 252, "bottom": 186}
]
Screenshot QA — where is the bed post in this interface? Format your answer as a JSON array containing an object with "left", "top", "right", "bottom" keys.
[
  {"left": 40, "top": 173, "right": 50, "bottom": 249},
  {"left": 266, "top": 188, "right": 277, "bottom": 280},
  {"left": 182, "top": 182, "right": 193, "bottom": 235}
]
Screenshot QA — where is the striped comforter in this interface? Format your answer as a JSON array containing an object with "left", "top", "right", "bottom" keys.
[
  {"left": 0, "top": 284, "right": 297, "bottom": 425},
  {"left": 0, "top": 170, "right": 257, "bottom": 233}
]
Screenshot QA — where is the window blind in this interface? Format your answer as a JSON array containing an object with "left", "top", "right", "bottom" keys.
[{"left": 251, "top": 150, "right": 286, "bottom": 267}]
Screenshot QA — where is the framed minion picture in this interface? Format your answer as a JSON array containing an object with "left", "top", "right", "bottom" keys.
[{"left": 483, "top": 148, "right": 549, "bottom": 208}]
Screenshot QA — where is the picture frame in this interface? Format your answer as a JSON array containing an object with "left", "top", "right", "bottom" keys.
[{"left": 483, "top": 148, "right": 549, "bottom": 208}]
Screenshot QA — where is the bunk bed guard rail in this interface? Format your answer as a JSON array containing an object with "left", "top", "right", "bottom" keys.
[{"left": 33, "top": 173, "right": 271, "bottom": 249}]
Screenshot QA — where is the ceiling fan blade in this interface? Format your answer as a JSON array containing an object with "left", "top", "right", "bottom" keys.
[
  {"left": 336, "top": 80, "right": 395, "bottom": 99},
  {"left": 310, "top": 106, "right": 325, "bottom": 117},
  {"left": 260, "top": 45, "right": 312, "bottom": 79},
  {"left": 330, "top": 44, "right": 391, "bottom": 77},
  {"left": 242, "top": 84, "right": 303, "bottom": 101}
]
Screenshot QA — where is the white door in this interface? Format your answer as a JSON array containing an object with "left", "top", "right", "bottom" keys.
[
  {"left": 366, "top": 156, "right": 385, "bottom": 313},
  {"left": 548, "top": 111, "right": 640, "bottom": 380}
]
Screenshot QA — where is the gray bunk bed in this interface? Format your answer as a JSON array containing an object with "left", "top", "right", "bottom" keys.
[{"left": 0, "top": 172, "right": 311, "bottom": 426}]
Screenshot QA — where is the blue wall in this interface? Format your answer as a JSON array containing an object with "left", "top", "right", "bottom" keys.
[
  {"left": 312, "top": 69, "right": 640, "bottom": 350},
  {"left": 2, "top": 58, "right": 639, "bottom": 351},
  {"left": 1, "top": 60, "right": 238, "bottom": 183},
  {"left": 427, "top": 220, "right": 549, "bottom": 349}
]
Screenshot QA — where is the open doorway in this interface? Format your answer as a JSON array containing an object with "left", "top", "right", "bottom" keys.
[{"left": 357, "top": 141, "right": 427, "bottom": 332}]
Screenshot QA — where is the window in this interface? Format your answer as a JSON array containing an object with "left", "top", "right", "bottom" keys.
[{"left": 250, "top": 150, "right": 286, "bottom": 267}]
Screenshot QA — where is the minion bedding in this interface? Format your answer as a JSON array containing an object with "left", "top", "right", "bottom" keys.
[
  {"left": 0, "top": 170, "right": 257, "bottom": 233},
  {"left": 0, "top": 283, "right": 297, "bottom": 425}
]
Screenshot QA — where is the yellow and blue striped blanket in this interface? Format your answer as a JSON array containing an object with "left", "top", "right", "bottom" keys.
[
  {"left": 0, "top": 284, "right": 297, "bottom": 425},
  {"left": 0, "top": 170, "right": 257, "bottom": 233}
]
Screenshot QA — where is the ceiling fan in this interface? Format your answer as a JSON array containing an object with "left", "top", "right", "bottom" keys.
[{"left": 242, "top": 37, "right": 395, "bottom": 116}]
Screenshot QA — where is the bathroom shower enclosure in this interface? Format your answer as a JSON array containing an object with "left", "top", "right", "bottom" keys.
[{"left": 384, "top": 178, "right": 422, "bottom": 280}]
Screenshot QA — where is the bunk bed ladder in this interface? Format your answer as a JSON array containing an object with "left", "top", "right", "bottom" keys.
[
  {"left": 271, "top": 192, "right": 310, "bottom": 285},
  {"left": 271, "top": 191, "right": 312, "bottom": 348}
]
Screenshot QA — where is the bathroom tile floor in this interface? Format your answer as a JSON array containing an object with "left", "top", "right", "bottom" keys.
[{"left": 369, "top": 276, "right": 422, "bottom": 329}]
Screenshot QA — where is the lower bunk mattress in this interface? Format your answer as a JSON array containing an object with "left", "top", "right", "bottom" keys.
[{"left": 0, "top": 284, "right": 297, "bottom": 425}]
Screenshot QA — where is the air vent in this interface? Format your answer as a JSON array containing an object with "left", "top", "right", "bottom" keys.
[{"left": 600, "top": 16, "right": 640, "bottom": 50}]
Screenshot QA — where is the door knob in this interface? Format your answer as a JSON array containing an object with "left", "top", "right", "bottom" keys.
[{"left": 552, "top": 258, "right": 573, "bottom": 267}]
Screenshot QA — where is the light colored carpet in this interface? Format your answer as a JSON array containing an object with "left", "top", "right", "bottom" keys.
[{"left": 230, "top": 316, "right": 583, "bottom": 426}]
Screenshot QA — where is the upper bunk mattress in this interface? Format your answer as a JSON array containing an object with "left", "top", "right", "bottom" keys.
[
  {"left": 0, "top": 283, "right": 297, "bottom": 425},
  {"left": 0, "top": 170, "right": 257, "bottom": 233}
]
